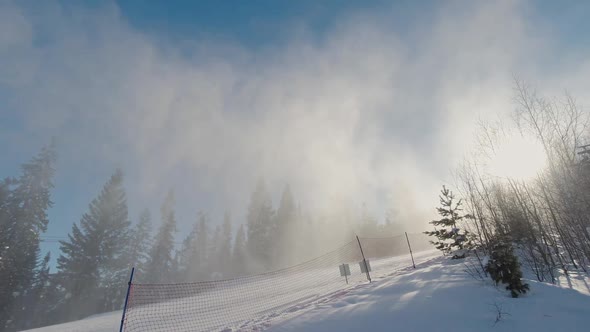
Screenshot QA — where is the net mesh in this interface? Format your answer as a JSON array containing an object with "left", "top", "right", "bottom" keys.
[{"left": 123, "top": 233, "right": 431, "bottom": 332}]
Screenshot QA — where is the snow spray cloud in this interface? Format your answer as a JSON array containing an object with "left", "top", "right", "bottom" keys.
[{"left": 1, "top": 0, "right": 586, "bottom": 234}]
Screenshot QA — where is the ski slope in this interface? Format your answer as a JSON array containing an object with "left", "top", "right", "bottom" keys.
[
  {"left": 26, "top": 250, "right": 434, "bottom": 332},
  {"left": 25, "top": 249, "right": 590, "bottom": 331}
]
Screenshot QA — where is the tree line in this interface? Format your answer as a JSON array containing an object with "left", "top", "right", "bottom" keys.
[{"left": 0, "top": 148, "right": 403, "bottom": 331}]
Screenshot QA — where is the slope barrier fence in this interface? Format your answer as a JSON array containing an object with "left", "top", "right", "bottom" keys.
[{"left": 120, "top": 233, "right": 432, "bottom": 332}]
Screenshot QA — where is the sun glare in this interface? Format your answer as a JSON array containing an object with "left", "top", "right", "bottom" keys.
[{"left": 487, "top": 134, "right": 547, "bottom": 181}]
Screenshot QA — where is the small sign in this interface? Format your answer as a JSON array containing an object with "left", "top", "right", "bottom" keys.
[
  {"left": 359, "top": 260, "right": 371, "bottom": 273},
  {"left": 339, "top": 264, "right": 351, "bottom": 277}
]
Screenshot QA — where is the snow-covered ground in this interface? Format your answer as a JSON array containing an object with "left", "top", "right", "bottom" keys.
[
  {"left": 25, "top": 250, "right": 590, "bottom": 331},
  {"left": 270, "top": 257, "right": 590, "bottom": 332}
]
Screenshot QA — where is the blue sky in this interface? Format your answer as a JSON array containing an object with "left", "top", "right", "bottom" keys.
[
  {"left": 2, "top": 0, "right": 590, "bottom": 268},
  {"left": 118, "top": 0, "right": 387, "bottom": 46}
]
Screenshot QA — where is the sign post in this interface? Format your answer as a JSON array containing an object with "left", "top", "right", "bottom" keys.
[
  {"left": 356, "top": 235, "right": 371, "bottom": 283},
  {"left": 339, "top": 264, "right": 351, "bottom": 284}
]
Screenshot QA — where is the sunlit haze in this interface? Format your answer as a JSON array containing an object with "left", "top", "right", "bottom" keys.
[
  {"left": 487, "top": 134, "right": 548, "bottom": 180},
  {"left": 1, "top": 0, "right": 590, "bottom": 263}
]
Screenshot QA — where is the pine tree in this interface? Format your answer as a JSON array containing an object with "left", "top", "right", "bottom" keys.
[
  {"left": 486, "top": 234, "right": 530, "bottom": 298},
  {"left": 0, "top": 177, "right": 15, "bottom": 256},
  {"left": 177, "top": 223, "right": 198, "bottom": 282},
  {"left": 0, "top": 144, "right": 56, "bottom": 329},
  {"left": 194, "top": 212, "right": 209, "bottom": 279},
  {"left": 208, "top": 225, "right": 222, "bottom": 278},
  {"left": 56, "top": 169, "right": 130, "bottom": 318},
  {"left": 246, "top": 179, "right": 275, "bottom": 272},
  {"left": 33, "top": 253, "right": 54, "bottom": 324},
  {"left": 0, "top": 177, "right": 15, "bottom": 327},
  {"left": 232, "top": 224, "right": 247, "bottom": 277},
  {"left": 144, "top": 191, "right": 177, "bottom": 283},
  {"left": 275, "top": 185, "right": 297, "bottom": 266},
  {"left": 177, "top": 212, "right": 212, "bottom": 281},
  {"left": 127, "top": 209, "right": 152, "bottom": 279},
  {"left": 170, "top": 250, "right": 181, "bottom": 283},
  {"left": 425, "top": 185, "right": 473, "bottom": 259},
  {"left": 16, "top": 252, "right": 56, "bottom": 330},
  {"left": 218, "top": 212, "right": 233, "bottom": 277}
]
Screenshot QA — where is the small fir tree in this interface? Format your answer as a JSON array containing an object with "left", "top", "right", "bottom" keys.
[
  {"left": 485, "top": 234, "right": 530, "bottom": 298},
  {"left": 425, "top": 185, "right": 472, "bottom": 259}
]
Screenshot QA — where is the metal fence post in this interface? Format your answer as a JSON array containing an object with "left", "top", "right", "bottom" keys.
[
  {"left": 405, "top": 232, "right": 416, "bottom": 269},
  {"left": 119, "top": 267, "right": 135, "bottom": 332},
  {"left": 356, "top": 235, "right": 371, "bottom": 283}
]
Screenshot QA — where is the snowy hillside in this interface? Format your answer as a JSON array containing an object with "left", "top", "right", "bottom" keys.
[
  {"left": 25, "top": 250, "right": 590, "bottom": 332},
  {"left": 271, "top": 257, "right": 590, "bottom": 331}
]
